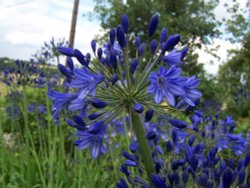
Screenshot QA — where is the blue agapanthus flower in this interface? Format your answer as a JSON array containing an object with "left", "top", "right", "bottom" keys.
[
  {"left": 148, "top": 66, "right": 185, "bottom": 106},
  {"left": 48, "top": 14, "right": 201, "bottom": 159},
  {"left": 74, "top": 121, "right": 108, "bottom": 159}
]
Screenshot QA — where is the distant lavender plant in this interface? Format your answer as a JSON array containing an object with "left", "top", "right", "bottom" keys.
[{"left": 48, "top": 14, "right": 202, "bottom": 186}]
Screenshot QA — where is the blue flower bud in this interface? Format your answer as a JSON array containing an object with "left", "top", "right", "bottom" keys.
[
  {"left": 169, "top": 119, "right": 188, "bottom": 129},
  {"left": 134, "top": 103, "right": 144, "bottom": 113},
  {"left": 58, "top": 47, "right": 75, "bottom": 56},
  {"left": 129, "top": 141, "right": 138, "bottom": 153},
  {"left": 110, "top": 51, "right": 117, "bottom": 70},
  {"left": 88, "top": 121, "right": 105, "bottom": 134},
  {"left": 181, "top": 46, "right": 188, "bottom": 60},
  {"left": 223, "top": 167, "right": 233, "bottom": 188},
  {"left": 238, "top": 168, "right": 246, "bottom": 185},
  {"left": 109, "top": 28, "right": 116, "bottom": 45},
  {"left": 161, "top": 34, "right": 180, "bottom": 53},
  {"left": 146, "top": 130, "right": 156, "bottom": 140},
  {"left": 160, "top": 27, "right": 168, "bottom": 43},
  {"left": 198, "top": 173, "right": 208, "bottom": 187},
  {"left": 125, "top": 160, "right": 137, "bottom": 167},
  {"left": 121, "top": 14, "right": 129, "bottom": 33},
  {"left": 145, "top": 109, "right": 154, "bottom": 122},
  {"left": 182, "top": 170, "right": 189, "bottom": 183},
  {"left": 237, "top": 158, "right": 245, "bottom": 171},
  {"left": 97, "top": 48, "right": 102, "bottom": 60},
  {"left": 72, "top": 115, "right": 86, "bottom": 127},
  {"left": 138, "top": 43, "right": 146, "bottom": 56},
  {"left": 208, "top": 147, "right": 218, "bottom": 161},
  {"left": 91, "top": 40, "right": 96, "bottom": 54},
  {"left": 66, "top": 57, "right": 74, "bottom": 71},
  {"left": 151, "top": 174, "right": 166, "bottom": 188},
  {"left": 166, "top": 141, "right": 174, "bottom": 152},
  {"left": 74, "top": 49, "right": 88, "bottom": 66},
  {"left": 88, "top": 112, "right": 102, "bottom": 120},
  {"left": 244, "top": 150, "right": 250, "bottom": 167},
  {"left": 188, "top": 135, "right": 195, "bottom": 146},
  {"left": 130, "top": 58, "right": 138, "bottom": 74},
  {"left": 91, "top": 99, "right": 107, "bottom": 108},
  {"left": 117, "top": 25, "right": 126, "bottom": 48},
  {"left": 148, "top": 15, "right": 159, "bottom": 37},
  {"left": 122, "top": 151, "right": 135, "bottom": 161},
  {"left": 171, "top": 129, "right": 178, "bottom": 143},
  {"left": 135, "top": 36, "right": 140, "bottom": 49},
  {"left": 116, "top": 178, "right": 128, "bottom": 188},
  {"left": 173, "top": 171, "right": 180, "bottom": 184},
  {"left": 150, "top": 39, "right": 158, "bottom": 54},
  {"left": 111, "top": 74, "right": 118, "bottom": 85},
  {"left": 58, "top": 64, "right": 70, "bottom": 77}
]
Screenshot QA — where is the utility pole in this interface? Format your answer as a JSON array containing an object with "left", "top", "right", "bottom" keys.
[{"left": 68, "top": 0, "right": 79, "bottom": 48}]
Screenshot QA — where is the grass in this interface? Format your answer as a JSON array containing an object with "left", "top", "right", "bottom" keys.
[{"left": 0, "top": 84, "right": 126, "bottom": 188}]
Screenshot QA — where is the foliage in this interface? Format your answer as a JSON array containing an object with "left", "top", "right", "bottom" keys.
[{"left": 218, "top": 32, "right": 250, "bottom": 118}]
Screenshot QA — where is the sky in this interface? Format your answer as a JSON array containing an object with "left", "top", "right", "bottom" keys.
[{"left": 0, "top": 0, "right": 247, "bottom": 75}]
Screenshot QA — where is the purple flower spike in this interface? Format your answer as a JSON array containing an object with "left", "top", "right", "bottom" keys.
[
  {"left": 148, "top": 15, "right": 159, "bottom": 37},
  {"left": 121, "top": 14, "right": 129, "bottom": 33}
]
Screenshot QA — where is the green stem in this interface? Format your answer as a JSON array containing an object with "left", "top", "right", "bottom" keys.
[{"left": 130, "top": 110, "right": 155, "bottom": 187}]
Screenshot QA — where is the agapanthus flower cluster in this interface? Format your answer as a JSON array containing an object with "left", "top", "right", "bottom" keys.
[
  {"left": 48, "top": 14, "right": 202, "bottom": 159},
  {"left": 118, "top": 111, "right": 250, "bottom": 187},
  {"left": 2, "top": 60, "right": 46, "bottom": 87},
  {"left": 32, "top": 37, "right": 68, "bottom": 64}
]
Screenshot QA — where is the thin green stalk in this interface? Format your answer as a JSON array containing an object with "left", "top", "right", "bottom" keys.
[{"left": 130, "top": 110, "right": 155, "bottom": 187}]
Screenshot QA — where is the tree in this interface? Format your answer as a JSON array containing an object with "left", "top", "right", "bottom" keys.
[
  {"left": 90, "top": 0, "right": 221, "bottom": 75},
  {"left": 218, "top": 32, "right": 250, "bottom": 117}
]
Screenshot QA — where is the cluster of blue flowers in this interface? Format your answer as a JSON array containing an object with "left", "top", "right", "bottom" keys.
[
  {"left": 48, "top": 14, "right": 202, "bottom": 160},
  {"left": 118, "top": 110, "right": 250, "bottom": 188},
  {"left": 32, "top": 37, "right": 68, "bottom": 65},
  {"left": 2, "top": 60, "right": 46, "bottom": 87},
  {"left": 46, "top": 13, "right": 250, "bottom": 187}
]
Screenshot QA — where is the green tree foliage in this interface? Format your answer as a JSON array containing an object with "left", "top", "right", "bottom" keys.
[
  {"left": 223, "top": 0, "right": 250, "bottom": 43},
  {"left": 218, "top": 32, "right": 250, "bottom": 117},
  {"left": 90, "top": 0, "right": 221, "bottom": 75}
]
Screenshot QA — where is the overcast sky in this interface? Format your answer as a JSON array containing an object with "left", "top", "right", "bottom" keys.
[{"left": 0, "top": 0, "right": 247, "bottom": 74}]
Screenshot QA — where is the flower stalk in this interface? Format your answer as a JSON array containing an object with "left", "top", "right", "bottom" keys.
[{"left": 130, "top": 109, "right": 155, "bottom": 187}]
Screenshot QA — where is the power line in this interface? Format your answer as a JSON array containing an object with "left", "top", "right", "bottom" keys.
[{"left": 0, "top": 0, "right": 35, "bottom": 9}]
